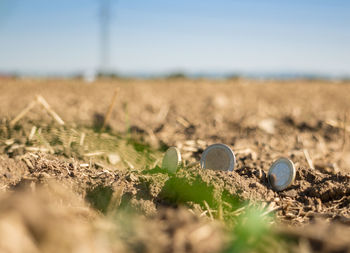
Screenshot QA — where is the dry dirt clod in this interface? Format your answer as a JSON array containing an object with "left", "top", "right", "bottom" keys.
[{"left": 107, "top": 153, "right": 121, "bottom": 165}]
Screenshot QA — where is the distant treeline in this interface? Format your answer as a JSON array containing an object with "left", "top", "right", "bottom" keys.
[{"left": 1, "top": 71, "right": 350, "bottom": 82}]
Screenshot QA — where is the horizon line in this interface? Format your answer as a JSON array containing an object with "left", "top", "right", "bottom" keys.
[{"left": 1, "top": 69, "right": 350, "bottom": 81}]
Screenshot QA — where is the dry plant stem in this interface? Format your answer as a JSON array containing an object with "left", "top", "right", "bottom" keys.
[
  {"left": 203, "top": 200, "right": 214, "bottom": 221},
  {"left": 176, "top": 116, "right": 191, "bottom": 128},
  {"left": 199, "top": 210, "right": 208, "bottom": 217},
  {"left": 124, "top": 159, "right": 135, "bottom": 169},
  {"left": 230, "top": 206, "right": 245, "bottom": 216},
  {"left": 36, "top": 95, "right": 65, "bottom": 125},
  {"left": 188, "top": 209, "right": 196, "bottom": 215},
  {"left": 28, "top": 126, "right": 37, "bottom": 141},
  {"left": 151, "top": 158, "right": 160, "bottom": 168},
  {"left": 25, "top": 146, "right": 50, "bottom": 153},
  {"left": 303, "top": 149, "right": 315, "bottom": 170},
  {"left": 103, "top": 88, "right": 119, "bottom": 129},
  {"left": 342, "top": 112, "right": 347, "bottom": 151},
  {"left": 325, "top": 119, "right": 350, "bottom": 133},
  {"left": 10, "top": 100, "right": 38, "bottom": 126},
  {"left": 84, "top": 151, "right": 105, "bottom": 157},
  {"left": 80, "top": 132, "right": 86, "bottom": 146},
  {"left": 261, "top": 202, "right": 281, "bottom": 217}
]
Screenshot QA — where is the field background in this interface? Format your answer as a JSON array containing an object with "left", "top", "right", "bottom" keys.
[{"left": 1, "top": 78, "right": 350, "bottom": 253}]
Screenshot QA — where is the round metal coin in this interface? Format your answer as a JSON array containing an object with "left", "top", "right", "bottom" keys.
[
  {"left": 200, "top": 143, "right": 236, "bottom": 171},
  {"left": 162, "top": 147, "right": 182, "bottom": 173},
  {"left": 268, "top": 157, "right": 296, "bottom": 191}
]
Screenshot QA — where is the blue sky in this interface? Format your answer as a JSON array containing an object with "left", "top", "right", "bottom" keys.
[{"left": 0, "top": 0, "right": 349, "bottom": 76}]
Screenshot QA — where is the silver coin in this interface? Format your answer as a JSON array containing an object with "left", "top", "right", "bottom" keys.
[
  {"left": 200, "top": 143, "right": 236, "bottom": 171},
  {"left": 162, "top": 147, "right": 182, "bottom": 173},
  {"left": 268, "top": 157, "right": 296, "bottom": 191}
]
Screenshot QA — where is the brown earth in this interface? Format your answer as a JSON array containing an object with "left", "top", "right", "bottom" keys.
[{"left": 1, "top": 78, "right": 350, "bottom": 252}]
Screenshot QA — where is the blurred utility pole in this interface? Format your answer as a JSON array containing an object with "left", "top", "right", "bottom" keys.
[{"left": 99, "top": 0, "right": 111, "bottom": 74}]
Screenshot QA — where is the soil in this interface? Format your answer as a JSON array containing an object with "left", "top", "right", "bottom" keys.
[{"left": 1, "top": 78, "right": 350, "bottom": 252}]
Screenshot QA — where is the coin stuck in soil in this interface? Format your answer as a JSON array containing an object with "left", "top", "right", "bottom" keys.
[
  {"left": 162, "top": 147, "right": 182, "bottom": 173},
  {"left": 268, "top": 157, "right": 296, "bottom": 191},
  {"left": 200, "top": 143, "right": 236, "bottom": 171}
]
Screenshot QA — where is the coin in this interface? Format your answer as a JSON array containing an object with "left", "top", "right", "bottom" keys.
[
  {"left": 162, "top": 147, "right": 182, "bottom": 173},
  {"left": 268, "top": 157, "right": 296, "bottom": 191},
  {"left": 200, "top": 143, "right": 236, "bottom": 171}
]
